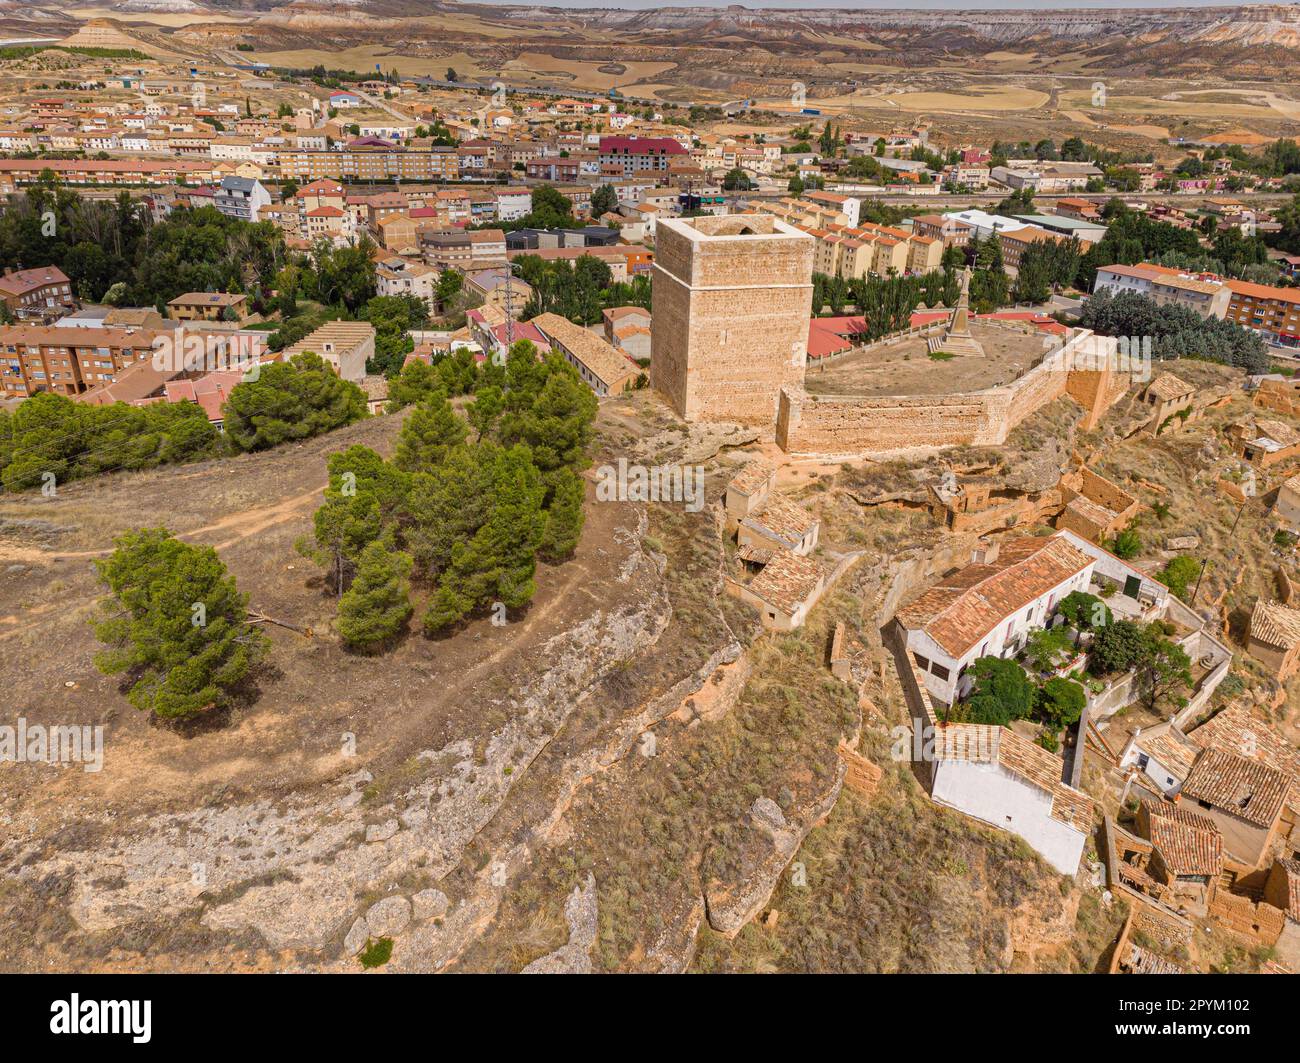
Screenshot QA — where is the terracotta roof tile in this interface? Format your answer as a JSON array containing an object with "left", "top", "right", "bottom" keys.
[
  {"left": 1181, "top": 746, "right": 1292, "bottom": 828},
  {"left": 896, "top": 534, "right": 1092, "bottom": 659}
]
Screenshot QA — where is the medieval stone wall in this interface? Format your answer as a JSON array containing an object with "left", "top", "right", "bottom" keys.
[{"left": 776, "top": 332, "right": 1126, "bottom": 455}]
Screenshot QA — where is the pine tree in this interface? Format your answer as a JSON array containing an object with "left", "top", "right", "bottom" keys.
[
  {"left": 539, "top": 467, "right": 585, "bottom": 562},
  {"left": 306, "top": 445, "right": 408, "bottom": 593},
  {"left": 92, "top": 528, "right": 267, "bottom": 720},
  {"left": 424, "top": 444, "right": 545, "bottom": 632},
  {"left": 467, "top": 384, "right": 504, "bottom": 439},
  {"left": 496, "top": 355, "right": 596, "bottom": 474},
  {"left": 393, "top": 390, "right": 467, "bottom": 472},
  {"left": 404, "top": 442, "right": 494, "bottom": 577},
  {"left": 337, "top": 539, "right": 414, "bottom": 651}
]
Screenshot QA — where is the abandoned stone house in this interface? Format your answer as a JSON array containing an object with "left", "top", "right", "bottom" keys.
[
  {"left": 1141, "top": 371, "right": 1197, "bottom": 434},
  {"left": 723, "top": 458, "right": 777, "bottom": 529},
  {"left": 1120, "top": 704, "right": 1300, "bottom": 872},
  {"left": 1230, "top": 416, "right": 1300, "bottom": 469},
  {"left": 925, "top": 475, "right": 1038, "bottom": 535},
  {"left": 737, "top": 493, "right": 820, "bottom": 557},
  {"left": 1180, "top": 745, "right": 1294, "bottom": 867},
  {"left": 1248, "top": 597, "right": 1300, "bottom": 680},
  {"left": 1137, "top": 799, "right": 1223, "bottom": 909},
  {"left": 1254, "top": 375, "right": 1300, "bottom": 419},
  {"left": 722, "top": 458, "right": 826, "bottom": 629},
  {"left": 1055, "top": 466, "right": 1139, "bottom": 544},
  {"left": 1273, "top": 473, "right": 1300, "bottom": 531},
  {"left": 1263, "top": 857, "right": 1300, "bottom": 968},
  {"left": 725, "top": 548, "right": 827, "bottom": 632}
]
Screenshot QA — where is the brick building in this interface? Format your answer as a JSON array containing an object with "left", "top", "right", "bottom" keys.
[
  {"left": 0, "top": 266, "right": 76, "bottom": 320},
  {"left": 598, "top": 136, "right": 688, "bottom": 177},
  {"left": 1225, "top": 279, "right": 1300, "bottom": 347}
]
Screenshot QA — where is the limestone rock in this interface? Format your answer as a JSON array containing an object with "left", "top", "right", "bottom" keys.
[
  {"left": 366, "top": 895, "right": 411, "bottom": 937},
  {"left": 750, "top": 796, "right": 787, "bottom": 833},
  {"left": 522, "top": 873, "right": 597, "bottom": 974},
  {"left": 411, "top": 888, "right": 449, "bottom": 922},
  {"left": 343, "top": 916, "right": 369, "bottom": 957},
  {"left": 365, "top": 818, "right": 398, "bottom": 843}
]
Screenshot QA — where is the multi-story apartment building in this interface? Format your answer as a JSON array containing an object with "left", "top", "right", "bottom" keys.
[
  {"left": 800, "top": 221, "right": 942, "bottom": 279},
  {"left": 375, "top": 257, "right": 439, "bottom": 308},
  {"left": 598, "top": 135, "right": 688, "bottom": 177},
  {"left": 0, "top": 267, "right": 77, "bottom": 321},
  {"left": 276, "top": 147, "right": 459, "bottom": 184},
  {"left": 213, "top": 176, "right": 271, "bottom": 224},
  {"left": 1093, "top": 263, "right": 1231, "bottom": 319},
  {"left": 1226, "top": 280, "right": 1300, "bottom": 347},
  {"left": 0, "top": 158, "right": 210, "bottom": 193},
  {"left": 912, "top": 213, "right": 971, "bottom": 248},
  {"left": 0, "top": 325, "right": 166, "bottom": 398}
]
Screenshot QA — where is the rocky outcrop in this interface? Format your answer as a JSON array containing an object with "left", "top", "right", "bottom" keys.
[
  {"left": 521, "top": 874, "right": 598, "bottom": 974},
  {"left": 703, "top": 766, "right": 845, "bottom": 939}
]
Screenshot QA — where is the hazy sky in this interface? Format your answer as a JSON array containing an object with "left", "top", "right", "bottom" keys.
[{"left": 473, "top": 1, "right": 1277, "bottom": 8}]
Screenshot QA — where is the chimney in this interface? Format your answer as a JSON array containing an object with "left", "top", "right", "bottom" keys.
[{"left": 971, "top": 539, "right": 1000, "bottom": 566}]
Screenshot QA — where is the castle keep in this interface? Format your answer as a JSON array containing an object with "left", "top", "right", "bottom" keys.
[{"left": 651, "top": 215, "right": 814, "bottom": 424}]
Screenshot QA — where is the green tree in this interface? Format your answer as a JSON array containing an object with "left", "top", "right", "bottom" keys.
[
  {"left": 224, "top": 352, "right": 368, "bottom": 452},
  {"left": 1136, "top": 633, "right": 1192, "bottom": 714},
  {"left": 590, "top": 183, "right": 618, "bottom": 218},
  {"left": 425, "top": 444, "right": 546, "bottom": 632},
  {"left": 539, "top": 466, "right": 584, "bottom": 561},
  {"left": 1057, "top": 590, "right": 1111, "bottom": 634},
  {"left": 467, "top": 383, "right": 505, "bottom": 439},
  {"left": 496, "top": 353, "right": 598, "bottom": 477},
  {"left": 306, "top": 445, "right": 408, "bottom": 593},
  {"left": 962, "top": 656, "right": 1036, "bottom": 726},
  {"left": 337, "top": 539, "right": 414, "bottom": 651},
  {"left": 1024, "top": 625, "right": 1075, "bottom": 674},
  {"left": 404, "top": 442, "right": 495, "bottom": 578},
  {"left": 386, "top": 359, "right": 443, "bottom": 411},
  {"left": 92, "top": 528, "right": 267, "bottom": 720},
  {"left": 722, "top": 167, "right": 750, "bottom": 191},
  {"left": 1036, "top": 676, "right": 1086, "bottom": 729},
  {"left": 393, "top": 390, "right": 467, "bottom": 473},
  {"left": 1159, "top": 555, "right": 1203, "bottom": 602},
  {"left": 1109, "top": 524, "right": 1143, "bottom": 560},
  {"left": 1088, "top": 619, "right": 1150, "bottom": 675}
]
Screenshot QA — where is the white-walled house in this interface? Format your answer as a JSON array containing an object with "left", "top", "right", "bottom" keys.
[
  {"left": 929, "top": 724, "right": 1095, "bottom": 875},
  {"left": 896, "top": 534, "right": 1096, "bottom": 705},
  {"left": 897, "top": 644, "right": 1094, "bottom": 876}
]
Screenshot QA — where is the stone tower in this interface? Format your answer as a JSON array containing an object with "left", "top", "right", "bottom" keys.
[{"left": 651, "top": 215, "right": 814, "bottom": 425}]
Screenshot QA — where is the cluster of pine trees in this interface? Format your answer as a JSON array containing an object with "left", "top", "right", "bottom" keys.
[
  {"left": 0, "top": 392, "right": 221, "bottom": 492},
  {"left": 303, "top": 339, "right": 597, "bottom": 651},
  {"left": 0, "top": 352, "right": 370, "bottom": 493},
  {"left": 812, "top": 269, "right": 961, "bottom": 338}
]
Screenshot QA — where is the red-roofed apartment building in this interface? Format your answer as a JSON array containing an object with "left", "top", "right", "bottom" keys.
[
  {"left": 0, "top": 266, "right": 76, "bottom": 320},
  {"left": 598, "top": 136, "right": 687, "bottom": 177}
]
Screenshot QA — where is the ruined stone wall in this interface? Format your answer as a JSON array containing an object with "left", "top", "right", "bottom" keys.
[
  {"left": 651, "top": 217, "right": 813, "bottom": 425},
  {"left": 776, "top": 332, "right": 1128, "bottom": 456},
  {"left": 1207, "top": 889, "right": 1286, "bottom": 945}
]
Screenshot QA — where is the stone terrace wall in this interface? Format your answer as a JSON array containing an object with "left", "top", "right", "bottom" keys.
[{"left": 777, "top": 331, "right": 1123, "bottom": 455}]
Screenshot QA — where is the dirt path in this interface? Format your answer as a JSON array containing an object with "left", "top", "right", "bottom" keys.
[{"left": 0, "top": 482, "right": 327, "bottom": 564}]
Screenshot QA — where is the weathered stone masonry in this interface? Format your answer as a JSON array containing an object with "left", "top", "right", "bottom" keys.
[
  {"left": 651, "top": 215, "right": 814, "bottom": 426},
  {"left": 776, "top": 332, "right": 1127, "bottom": 455}
]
